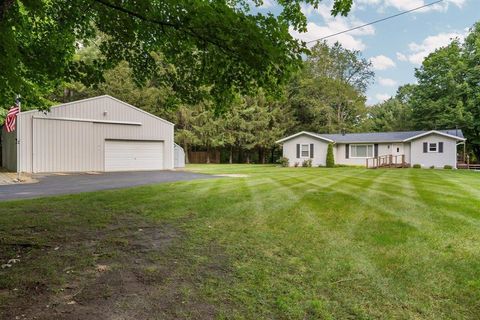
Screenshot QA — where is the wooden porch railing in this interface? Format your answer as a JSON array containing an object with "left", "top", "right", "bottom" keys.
[
  {"left": 366, "top": 154, "right": 408, "bottom": 169},
  {"left": 457, "top": 155, "right": 480, "bottom": 169}
]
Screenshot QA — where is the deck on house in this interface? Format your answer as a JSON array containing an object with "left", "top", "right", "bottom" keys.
[
  {"left": 457, "top": 163, "right": 480, "bottom": 170},
  {"left": 366, "top": 155, "right": 409, "bottom": 169}
]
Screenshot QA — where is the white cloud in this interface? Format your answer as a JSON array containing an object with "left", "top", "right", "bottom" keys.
[
  {"left": 375, "top": 93, "right": 391, "bottom": 101},
  {"left": 290, "top": 2, "right": 375, "bottom": 51},
  {"left": 398, "top": 31, "right": 465, "bottom": 65},
  {"left": 370, "top": 55, "right": 396, "bottom": 70},
  {"left": 378, "top": 77, "right": 397, "bottom": 87},
  {"left": 300, "top": 3, "right": 315, "bottom": 16},
  {"left": 396, "top": 52, "right": 407, "bottom": 61}
]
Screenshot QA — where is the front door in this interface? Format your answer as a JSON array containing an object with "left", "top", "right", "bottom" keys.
[{"left": 392, "top": 143, "right": 402, "bottom": 156}]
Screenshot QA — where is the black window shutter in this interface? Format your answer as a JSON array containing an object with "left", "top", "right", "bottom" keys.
[
  {"left": 296, "top": 144, "right": 300, "bottom": 158},
  {"left": 374, "top": 144, "right": 379, "bottom": 157},
  {"left": 439, "top": 142, "right": 443, "bottom": 153},
  {"left": 310, "top": 144, "right": 314, "bottom": 158},
  {"left": 345, "top": 144, "right": 349, "bottom": 159},
  {"left": 423, "top": 142, "right": 428, "bottom": 153}
]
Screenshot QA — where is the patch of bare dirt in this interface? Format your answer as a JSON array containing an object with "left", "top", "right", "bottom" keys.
[{"left": 0, "top": 216, "right": 232, "bottom": 320}]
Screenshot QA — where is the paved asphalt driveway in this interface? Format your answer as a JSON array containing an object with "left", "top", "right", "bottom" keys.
[{"left": 0, "top": 170, "right": 216, "bottom": 201}]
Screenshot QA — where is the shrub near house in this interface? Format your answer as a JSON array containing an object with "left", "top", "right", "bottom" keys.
[{"left": 326, "top": 143, "right": 335, "bottom": 168}]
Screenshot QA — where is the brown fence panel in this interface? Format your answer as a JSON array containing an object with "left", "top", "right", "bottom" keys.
[{"left": 188, "top": 151, "right": 220, "bottom": 164}]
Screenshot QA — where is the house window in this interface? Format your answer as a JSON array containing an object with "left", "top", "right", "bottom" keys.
[
  {"left": 301, "top": 144, "right": 310, "bottom": 157},
  {"left": 429, "top": 143, "right": 437, "bottom": 153},
  {"left": 396, "top": 147, "right": 400, "bottom": 153},
  {"left": 350, "top": 144, "right": 374, "bottom": 158}
]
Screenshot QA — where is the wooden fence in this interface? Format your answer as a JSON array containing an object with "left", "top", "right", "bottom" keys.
[{"left": 188, "top": 151, "right": 221, "bottom": 164}]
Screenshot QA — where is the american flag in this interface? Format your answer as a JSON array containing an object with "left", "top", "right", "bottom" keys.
[{"left": 4, "top": 97, "right": 20, "bottom": 133}]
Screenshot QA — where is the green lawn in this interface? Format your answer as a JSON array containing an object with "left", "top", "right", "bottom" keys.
[{"left": 1, "top": 165, "right": 480, "bottom": 319}]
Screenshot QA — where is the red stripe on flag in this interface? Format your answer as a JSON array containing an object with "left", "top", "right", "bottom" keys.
[{"left": 3, "top": 105, "right": 19, "bottom": 132}]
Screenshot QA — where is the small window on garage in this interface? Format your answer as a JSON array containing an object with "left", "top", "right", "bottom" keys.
[
  {"left": 301, "top": 144, "right": 310, "bottom": 157},
  {"left": 429, "top": 143, "right": 437, "bottom": 152}
]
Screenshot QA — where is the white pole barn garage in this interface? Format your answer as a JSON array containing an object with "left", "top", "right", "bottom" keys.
[{"left": 1, "top": 95, "right": 177, "bottom": 173}]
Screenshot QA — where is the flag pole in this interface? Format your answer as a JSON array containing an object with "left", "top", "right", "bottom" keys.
[{"left": 16, "top": 95, "right": 21, "bottom": 181}]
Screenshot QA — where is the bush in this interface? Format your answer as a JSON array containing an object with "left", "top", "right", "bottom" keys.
[
  {"left": 302, "top": 159, "right": 312, "bottom": 167},
  {"left": 413, "top": 164, "right": 421, "bottom": 169},
  {"left": 277, "top": 157, "right": 289, "bottom": 167},
  {"left": 294, "top": 162, "right": 300, "bottom": 167},
  {"left": 430, "top": 165, "right": 435, "bottom": 169},
  {"left": 326, "top": 143, "right": 335, "bottom": 168},
  {"left": 444, "top": 165, "right": 453, "bottom": 169}
]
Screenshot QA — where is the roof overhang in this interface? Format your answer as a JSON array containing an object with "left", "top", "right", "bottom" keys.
[
  {"left": 402, "top": 130, "right": 466, "bottom": 142},
  {"left": 276, "top": 131, "right": 334, "bottom": 144}
]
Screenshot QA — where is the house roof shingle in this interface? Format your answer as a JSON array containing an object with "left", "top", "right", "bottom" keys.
[{"left": 278, "top": 129, "right": 465, "bottom": 144}]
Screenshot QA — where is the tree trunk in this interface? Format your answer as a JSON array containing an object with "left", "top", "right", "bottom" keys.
[
  {"left": 246, "top": 153, "right": 250, "bottom": 164},
  {"left": 206, "top": 146, "right": 210, "bottom": 164},
  {"left": 261, "top": 149, "right": 266, "bottom": 164},
  {"left": 229, "top": 147, "right": 233, "bottom": 164},
  {"left": 0, "top": 0, "right": 15, "bottom": 21},
  {"left": 184, "top": 143, "right": 189, "bottom": 164}
]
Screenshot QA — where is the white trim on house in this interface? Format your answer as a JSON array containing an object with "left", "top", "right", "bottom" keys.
[
  {"left": 403, "top": 130, "right": 465, "bottom": 142},
  {"left": 428, "top": 142, "right": 438, "bottom": 153},
  {"left": 275, "top": 131, "right": 334, "bottom": 143},
  {"left": 300, "top": 144, "right": 310, "bottom": 158}
]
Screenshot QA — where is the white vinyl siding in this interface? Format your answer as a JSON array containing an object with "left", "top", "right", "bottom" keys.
[
  {"left": 410, "top": 133, "right": 457, "bottom": 168},
  {"left": 281, "top": 134, "right": 329, "bottom": 167},
  {"left": 350, "top": 144, "right": 374, "bottom": 158},
  {"left": 104, "top": 140, "right": 164, "bottom": 171}
]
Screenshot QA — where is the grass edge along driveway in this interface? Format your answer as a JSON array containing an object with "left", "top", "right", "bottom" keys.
[{"left": 1, "top": 165, "right": 480, "bottom": 319}]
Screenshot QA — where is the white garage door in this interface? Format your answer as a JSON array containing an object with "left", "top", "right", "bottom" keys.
[{"left": 105, "top": 140, "right": 164, "bottom": 172}]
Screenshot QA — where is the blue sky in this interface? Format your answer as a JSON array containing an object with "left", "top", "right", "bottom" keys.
[{"left": 259, "top": 0, "right": 480, "bottom": 105}]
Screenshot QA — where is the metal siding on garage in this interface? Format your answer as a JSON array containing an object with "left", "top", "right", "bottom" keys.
[
  {"left": 33, "top": 118, "right": 98, "bottom": 173},
  {"left": 15, "top": 96, "right": 175, "bottom": 172},
  {"left": 104, "top": 140, "right": 164, "bottom": 171}
]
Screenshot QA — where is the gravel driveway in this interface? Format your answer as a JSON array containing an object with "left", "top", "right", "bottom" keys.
[{"left": 0, "top": 170, "right": 215, "bottom": 201}]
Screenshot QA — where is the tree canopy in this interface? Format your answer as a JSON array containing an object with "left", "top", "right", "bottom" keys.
[
  {"left": 0, "top": 0, "right": 354, "bottom": 108},
  {"left": 288, "top": 41, "right": 373, "bottom": 134}
]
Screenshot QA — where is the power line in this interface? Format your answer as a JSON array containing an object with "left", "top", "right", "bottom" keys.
[{"left": 306, "top": 0, "right": 444, "bottom": 44}]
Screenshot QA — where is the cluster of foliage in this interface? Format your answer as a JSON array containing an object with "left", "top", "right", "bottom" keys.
[
  {"left": 288, "top": 42, "right": 373, "bottom": 134},
  {"left": 277, "top": 157, "right": 290, "bottom": 167},
  {"left": 302, "top": 159, "right": 312, "bottom": 167},
  {"left": 0, "top": 0, "right": 354, "bottom": 109}
]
